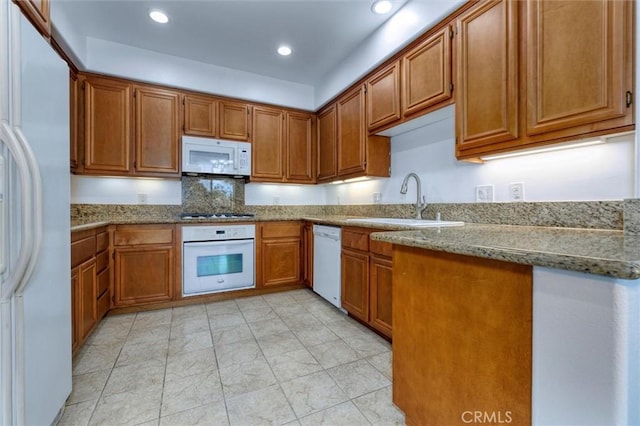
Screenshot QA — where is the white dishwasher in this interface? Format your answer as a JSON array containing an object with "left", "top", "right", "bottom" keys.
[{"left": 313, "top": 225, "right": 342, "bottom": 309}]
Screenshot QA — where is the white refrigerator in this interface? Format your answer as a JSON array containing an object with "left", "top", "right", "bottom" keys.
[{"left": 0, "top": 0, "right": 72, "bottom": 425}]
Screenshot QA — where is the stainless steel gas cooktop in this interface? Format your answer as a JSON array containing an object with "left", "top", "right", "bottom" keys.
[{"left": 180, "top": 212, "right": 255, "bottom": 219}]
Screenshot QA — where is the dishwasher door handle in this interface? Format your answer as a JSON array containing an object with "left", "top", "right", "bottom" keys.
[{"left": 315, "top": 233, "right": 340, "bottom": 241}]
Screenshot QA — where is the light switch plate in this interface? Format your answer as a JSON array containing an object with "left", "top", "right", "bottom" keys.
[{"left": 475, "top": 185, "right": 494, "bottom": 203}]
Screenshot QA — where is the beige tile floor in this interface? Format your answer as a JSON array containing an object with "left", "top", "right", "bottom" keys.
[{"left": 58, "top": 289, "right": 405, "bottom": 426}]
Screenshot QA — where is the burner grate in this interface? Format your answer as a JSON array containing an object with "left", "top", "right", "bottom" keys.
[{"left": 180, "top": 212, "right": 255, "bottom": 219}]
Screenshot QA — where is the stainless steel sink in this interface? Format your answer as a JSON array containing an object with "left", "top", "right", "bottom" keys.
[{"left": 345, "top": 218, "right": 464, "bottom": 227}]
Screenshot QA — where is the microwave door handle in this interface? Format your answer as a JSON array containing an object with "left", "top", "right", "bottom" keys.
[{"left": 233, "top": 148, "right": 238, "bottom": 171}]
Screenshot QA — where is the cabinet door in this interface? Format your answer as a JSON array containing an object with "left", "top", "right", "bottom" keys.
[
  {"left": 366, "top": 61, "right": 401, "bottom": 131},
  {"left": 184, "top": 94, "right": 217, "bottom": 137},
  {"left": 219, "top": 101, "right": 251, "bottom": 141},
  {"left": 70, "top": 72, "right": 79, "bottom": 171},
  {"left": 337, "top": 86, "right": 366, "bottom": 176},
  {"left": 302, "top": 223, "right": 313, "bottom": 288},
  {"left": 79, "top": 260, "right": 97, "bottom": 342},
  {"left": 317, "top": 105, "right": 337, "bottom": 182},
  {"left": 71, "top": 267, "right": 80, "bottom": 353},
  {"left": 114, "top": 245, "right": 174, "bottom": 306},
  {"left": 134, "top": 86, "right": 180, "bottom": 175},
  {"left": 83, "top": 76, "right": 132, "bottom": 173},
  {"left": 341, "top": 249, "right": 369, "bottom": 322},
  {"left": 15, "top": 0, "right": 50, "bottom": 38},
  {"left": 525, "top": 0, "right": 629, "bottom": 135},
  {"left": 370, "top": 256, "right": 392, "bottom": 338},
  {"left": 260, "top": 239, "right": 301, "bottom": 287},
  {"left": 252, "top": 106, "right": 285, "bottom": 181},
  {"left": 286, "top": 111, "right": 315, "bottom": 183},
  {"left": 402, "top": 27, "right": 452, "bottom": 117},
  {"left": 456, "top": 0, "right": 519, "bottom": 150}
]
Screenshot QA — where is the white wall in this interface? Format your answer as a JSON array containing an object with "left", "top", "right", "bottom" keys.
[
  {"left": 244, "top": 183, "right": 326, "bottom": 206},
  {"left": 324, "top": 106, "right": 635, "bottom": 204},
  {"left": 85, "top": 38, "right": 315, "bottom": 111},
  {"left": 71, "top": 175, "right": 182, "bottom": 205},
  {"left": 532, "top": 267, "right": 640, "bottom": 426}
]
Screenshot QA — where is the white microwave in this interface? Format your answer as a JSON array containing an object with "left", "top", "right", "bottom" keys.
[{"left": 182, "top": 136, "right": 251, "bottom": 177}]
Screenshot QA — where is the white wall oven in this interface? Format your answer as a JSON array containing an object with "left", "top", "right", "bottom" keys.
[{"left": 182, "top": 224, "right": 255, "bottom": 296}]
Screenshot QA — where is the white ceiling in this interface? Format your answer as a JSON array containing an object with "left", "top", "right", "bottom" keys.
[{"left": 52, "top": 0, "right": 409, "bottom": 86}]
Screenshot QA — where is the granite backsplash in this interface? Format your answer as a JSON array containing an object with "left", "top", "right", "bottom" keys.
[{"left": 71, "top": 199, "right": 640, "bottom": 233}]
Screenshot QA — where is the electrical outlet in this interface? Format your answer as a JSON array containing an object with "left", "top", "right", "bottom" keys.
[
  {"left": 475, "top": 185, "right": 494, "bottom": 203},
  {"left": 137, "top": 193, "right": 148, "bottom": 204},
  {"left": 373, "top": 192, "right": 382, "bottom": 204},
  {"left": 509, "top": 182, "right": 525, "bottom": 202}
]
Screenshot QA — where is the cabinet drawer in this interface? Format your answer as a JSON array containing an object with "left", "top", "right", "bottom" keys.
[
  {"left": 97, "top": 266, "right": 110, "bottom": 296},
  {"left": 114, "top": 226, "right": 174, "bottom": 246},
  {"left": 71, "top": 236, "right": 96, "bottom": 268},
  {"left": 342, "top": 228, "right": 370, "bottom": 252},
  {"left": 96, "top": 231, "right": 109, "bottom": 252},
  {"left": 96, "top": 250, "right": 109, "bottom": 273},
  {"left": 97, "top": 289, "right": 110, "bottom": 320},
  {"left": 370, "top": 238, "right": 392, "bottom": 258},
  {"left": 261, "top": 222, "right": 301, "bottom": 239}
]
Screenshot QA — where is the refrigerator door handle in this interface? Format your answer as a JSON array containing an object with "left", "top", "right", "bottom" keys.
[
  {"left": 0, "top": 121, "right": 33, "bottom": 302},
  {"left": 12, "top": 127, "right": 42, "bottom": 295}
]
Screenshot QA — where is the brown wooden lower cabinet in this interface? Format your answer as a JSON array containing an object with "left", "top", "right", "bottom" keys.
[
  {"left": 113, "top": 224, "right": 176, "bottom": 307},
  {"left": 341, "top": 248, "right": 369, "bottom": 321},
  {"left": 256, "top": 221, "right": 303, "bottom": 287},
  {"left": 71, "top": 225, "right": 109, "bottom": 354},
  {"left": 369, "top": 255, "right": 392, "bottom": 337},
  {"left": 341, "top": 227, "right": 392, "bottom": 338},
  {"left": 393, "top": 245, "right": 532, "bottom": 426},
  {"left": 302, "top": 222, "right": 313, "bottom": 288}
]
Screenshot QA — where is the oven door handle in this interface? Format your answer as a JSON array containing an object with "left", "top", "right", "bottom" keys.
[{"left": 183, "top": 239, "right": 254, "bottom": 247}]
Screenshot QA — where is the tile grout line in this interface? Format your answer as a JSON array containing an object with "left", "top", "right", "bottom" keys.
[{"left": 205, "top": 299, "right": 233, "bottom": 426}]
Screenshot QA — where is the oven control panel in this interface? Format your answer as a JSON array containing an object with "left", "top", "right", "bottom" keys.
[{"left": 182, "top": 224, "right": 256, "bottom": 242}]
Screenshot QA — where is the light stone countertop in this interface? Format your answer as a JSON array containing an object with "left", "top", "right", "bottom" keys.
[
  {"left": 370, "top": 223, "right": 640, "bottom": 280},
  {"left": 71, "top": 216, "right": 640, "bottom": 280}
]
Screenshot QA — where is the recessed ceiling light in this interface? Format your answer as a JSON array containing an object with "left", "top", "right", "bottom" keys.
[
  {"left": 149, "top": 10, "right": 169, "bottom": 24},
  {"left": 371, "top": 0, "right": 393, "bottom": 14},
  {"left": 277, "top": 46, "right": 292, "bottom": 56}
]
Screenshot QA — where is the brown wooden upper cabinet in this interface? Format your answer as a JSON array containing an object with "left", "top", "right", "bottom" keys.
[
  {"left": 81, "top": 75, "right": 132, "bottom": 174},
  {"left": 366, "top": 61, "right": 401, "bottom": 132},
  {"left": 251, "top": 106, "right": 315, "bottom": 183},
  {"left": 134, "top": 86, "right": 180, "bottom": 174},
  {"left": 402, "top": 25, "right": 453, "bottom": 118},
  {"left": 286, "top": 111, "right": 315, "bottom": 183},
  {"left": 524, "top": 0, "right": 632, "bottom": 136},
  {"left": 455, "top": 0, "right": 520, "bottom": 154},
  {"left": 69, "top": 71, "right": 79, "bottom": 171},
  {"left": 252, "top": 106, "right": 285, "bottom": 181},
  {"left": 183, "top": 94, "right": 252, "bottom": 141},
  {"left": 337, "top": 85, "right": 390, "bottom": 180},
  {"left": 316, "top": 104, "right": 338, "bottom": 182},
  {"left": 183, "top": 94, "right": 218, "bottom": 137},
  {"left": 13, "top": 0, "right": 51, "bottom": 39},
  {"left": 456, "top": 0, "right": 634, "bottom": 160},
  {"left": 219, "top": 100, "right": 251, "bottom": 141},
  {"left": 77, "top": 74, "right": 181, "bottom": 177}
]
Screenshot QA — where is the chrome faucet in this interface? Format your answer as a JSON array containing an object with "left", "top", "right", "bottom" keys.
[{"left": 400, "top": 172, "right": 427, "bottom": 219}]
